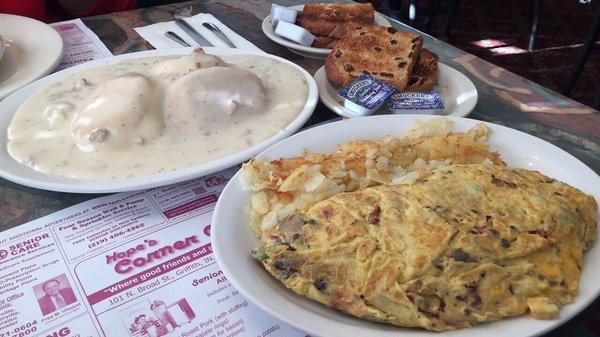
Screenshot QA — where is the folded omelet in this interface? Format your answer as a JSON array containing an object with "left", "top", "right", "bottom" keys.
[{"left": 253, "top": 164, "right": 597, "bottom": 331}]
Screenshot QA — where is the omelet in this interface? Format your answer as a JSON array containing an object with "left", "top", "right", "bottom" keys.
[{"left": 252, "top": 164, "right": 597, "bottom": 331}]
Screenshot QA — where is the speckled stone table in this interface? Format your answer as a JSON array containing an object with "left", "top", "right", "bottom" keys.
[{"left": 1, "top": 1, "right": 599, "bottom": 335}]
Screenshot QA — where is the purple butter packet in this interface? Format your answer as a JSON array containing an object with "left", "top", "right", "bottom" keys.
[
  {"left": 338, "top": 73, "right": 396, "bottom": 116},
  {"left": 388, "top": 90, "right": 445, "bottom": 114}
]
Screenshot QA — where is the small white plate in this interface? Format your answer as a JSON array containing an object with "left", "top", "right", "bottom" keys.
[
  {"left": 315, "top": 63, "right": 478, "bottom": 118},
  {"left": 0, "top": 47, "right": 318, "bottom": 193},
  {"left": 212, "top": 115, "right": 600, "bottom": 337},
  {"left": 262, "top": 5, "right": 391, "bottom": 59},
  {"left": 0, "top": 14, "right": 63, "bottom": 99}
]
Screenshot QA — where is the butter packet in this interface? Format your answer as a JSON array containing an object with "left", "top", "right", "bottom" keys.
[
  {"left": 338, "top": 73, "right": 396, "bottom": 116},
  {"left": 388, "top": 90, "right": 444, "bottom": 114},
  {"left": 275, "top": 21, "right": 315, "bottom": 47},
  {"left": 271, "top": 4, "right": 298, "bottom": 23}
]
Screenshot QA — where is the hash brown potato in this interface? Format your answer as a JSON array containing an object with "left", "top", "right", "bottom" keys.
[{"left": 243, "top": 119, "right": 503, "bottom": 235}]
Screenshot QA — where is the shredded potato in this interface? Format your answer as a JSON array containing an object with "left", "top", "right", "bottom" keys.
[{"left": 241, "top": 118, "right": 504, "bottom": 235}]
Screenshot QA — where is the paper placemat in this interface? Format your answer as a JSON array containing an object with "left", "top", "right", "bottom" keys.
[{"left": 51, "top": 19, "right": 113, "bottom": 71}]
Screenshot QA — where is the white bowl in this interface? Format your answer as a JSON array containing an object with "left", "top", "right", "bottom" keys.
[
  {"left": 0, "top": 47, "right": 318, "bottom": 193},
  {"left": 212, "top": 115, "right": 600, "bottom": 337}
]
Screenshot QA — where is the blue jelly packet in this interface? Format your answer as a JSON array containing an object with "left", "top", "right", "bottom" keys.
[
  {"left": 388, "top": 90, "right": 445, "bottom": 114},
  {"left": 338, "top": 73, "right": 396, "bottom": 116}
]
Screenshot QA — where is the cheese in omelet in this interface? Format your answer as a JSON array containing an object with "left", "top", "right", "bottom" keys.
[{"left": 252, "top": 164, "right": 597, "bottom": 331}]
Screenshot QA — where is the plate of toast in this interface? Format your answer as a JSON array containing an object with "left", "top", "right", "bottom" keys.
[
  {"left": 315, "top": 26, "right": 478, "bottom": 117},
  {"left": 262, "top": 3, "right": 391, "bottom": 59}
]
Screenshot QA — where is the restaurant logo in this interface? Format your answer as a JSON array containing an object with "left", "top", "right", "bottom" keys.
[{"left": 105, "top": 236, "right": 202, "bottom": 274}]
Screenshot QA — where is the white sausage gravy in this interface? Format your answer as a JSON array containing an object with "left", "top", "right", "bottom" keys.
[{"left": 7, "top": 49, "right": 308, "bottom": 179}]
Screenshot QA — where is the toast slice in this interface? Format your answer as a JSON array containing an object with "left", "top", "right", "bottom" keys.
[
  {"left": 299, "top": 16, "right": 369, "bottom": 41},
  {"left": 298, "top": 3, "right": 374, "bottom": 49},
  {"left": 298, "top": 3, "right": 374, "bottom": 38},
  {"left": 313, "top": 36, "right": 338, "bottom": 49},
  {"left": 325, "top": 26, "right": 423, "bottom": 91},
  {"left": 406, "top": 48, "right": 439, "bottom": 91}
]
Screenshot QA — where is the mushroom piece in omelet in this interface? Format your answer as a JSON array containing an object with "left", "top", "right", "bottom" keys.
[{"left": 252, "top": 164, "right": 597, "bottom": 331}]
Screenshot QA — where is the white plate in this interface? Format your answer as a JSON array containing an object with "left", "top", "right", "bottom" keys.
[
  {"left": 0, "top": 47, "right": 318, "bottom": 193},
  {"left": 315, "top": 63, "right": 478, "bottom": 118},
  {"left": 262, "top": 5, "right": 391, "bottom": 59},
  {"left": 212, "top": 115, "right": 600, "bottom": 337},
  {"left": 0, "top": 14, "right": 63, "bottom": 100}
]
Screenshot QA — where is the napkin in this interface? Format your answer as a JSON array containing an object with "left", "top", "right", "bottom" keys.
[{"left": 134, "top": 13, "right": 261, "bottom": 51}]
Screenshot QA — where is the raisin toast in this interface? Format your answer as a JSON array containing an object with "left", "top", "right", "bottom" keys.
[
  {"left": 313, "top": 36, "right": 338, "bottom": 49},
  {"left": 325, "top": 26, "right": 423, "bottom": 91},
  {"left": 298, "top": 3, "right": 374, "bottom": 49},
  {"left": 406, "top": 48, "right": 438, "bottom": 91}
]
